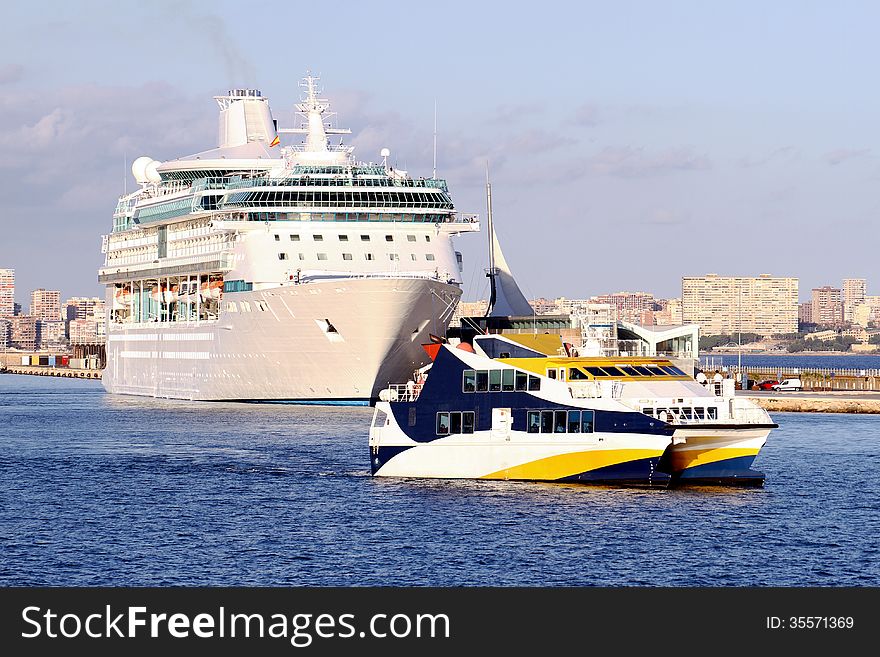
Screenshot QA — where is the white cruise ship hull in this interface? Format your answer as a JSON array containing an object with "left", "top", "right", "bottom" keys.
[{"left": 102, "top": 277, "right": 460, "bottom": 402}]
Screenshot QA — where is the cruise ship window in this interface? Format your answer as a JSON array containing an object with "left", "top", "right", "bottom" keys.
[
  {"left": 410, "top": 254, "right": 417, "bottom": 261},
  {"left": 298, "top": 253, "right": 306, "bottom": 260},
  {"left": 426, "top": 254, "right": 435, "bottom": 261},
  {"left": 407, "top": 235, "right": 416, "bottom": 242},
  {"left": 317, "top": 253, "right": 328, "bottom": 260},
  {"left": 290, "top": 234, "right": 300, "bottom": 241},
  {"left": 361, "top": 235, "right": 370, "bottom": 241},
  {"left": 425, "top": 236, "right": 431, "bottom": 242},
  {"left": 313, "top": 235, "right": 324, "bottom": 241},
  {"left": 338, "top": 235, "right": 349, "bottom": 241},
  {"left": 694, "top": 407, "right": 705, "bottom": 420},
  {"left": 274, "top": 234, "right": 280, "bottom": 241},
  {"left": 389, "top": 254, "right": 399, "bottom": 261},
  {"left": 707, "top": 407, "right": 718, "bottom": 420},
  {"left": 385, "top": 235, "right": 394, "bottom": 241},
  {"left": 342, "top": 253, "right": 353, "bottom": 260},
  {"left": 278, "top": 253, "right": 288, "bottom": 260},
  {"left": 240, "top": 301, "right": 251, "bottom": 312},
  {"left": 365, "top": 253, "right": 374, "bottom": 260}
]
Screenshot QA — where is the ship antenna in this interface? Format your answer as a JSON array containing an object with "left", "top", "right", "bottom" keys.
[{"left": 432, "top": 100, "right": 437, "bottom": 179}]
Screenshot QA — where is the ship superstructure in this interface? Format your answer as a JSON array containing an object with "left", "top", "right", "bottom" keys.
[{"left": 100, "top": 77, "right": 479, "bottom": 401}]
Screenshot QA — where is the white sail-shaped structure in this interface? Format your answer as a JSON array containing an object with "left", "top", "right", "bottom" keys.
[{"left": 485, "top": 178, "right": 533, "bottom": 317}]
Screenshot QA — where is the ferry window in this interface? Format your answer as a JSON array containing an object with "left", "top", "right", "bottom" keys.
[
  {"left": 408, "top": 408, "right": 416, "bottom": 427},
  {"left": 389, "top": 254, "right": 399, "bottom": 261},
  {"left": 602, "top": 366, "right": 626, "bottom": 376},
  {"left": 290, "top": 234, "right": 300, "bottom": 241},
  {"left": 338, "top": 234, "right": 349, "bottom": 241},
  {"left": 365, "top": 253, "right": 374, "bottom": 260},
  {"left": 547, "top": 369, "right": 557, "bottom": 379},
  {"left": 436, "top": 412, "right": 450, "bottom": 435},
  {"left": 643, "top": 407, "right": 654, "bottom": 417},
  {"left": 313, "top": 235, "right": 324, "bottom": 241},
  {"left": 581, "top": 410, "right": 594, "bottom": 433},
  {"left": 499, "top": 352, "right": 510, "bottom": 358},
  {"left": 618, "top": 366, "right": 640, "bottom": 376},
  {"left": 515, "top": 371, "right": 528, "bottom": 391},
  {"left": 462, "top": 411, "right": 475, "bottom": 434},
  {"left": 646, "top": 366, "right": 664, "bottom": 376},
  {"left": 585, "top": 367, "right": 607, "bottom": 377},
  {"left": 274, "top": 234, "right": 280, "bottom": 241},
  {"left": 707, "top": 407, "right": 718, "bottom": 420},
  {"left": 668, "top": 366, "right": 688, "bottom": 376},
  {"left": 694, "top": 407, "right": 705, "bottom": 420},
  {"left": 342, "top": 253, "right": 353, "bottom": 260},
  {"left": 568, "top": 368, "right": 589, "bottom": 380},
  {"left": 632, "top": 366, "right": 653, "bottom": 376},
  {"left": 540, "top": 410, "right": 554, "bottom": 433},
  {"left": 661, "top": 365, "right": 687, "bottom": 376},
  {"left": 426, "top": 254, "right": 435, "bottom": 261},
  {"left": 567, "top": 411, "right": 581, "bottom": 433},
  {"left": 527, "top": 411, "right": 540, "bottom": 433},
  {"left": 278, "top": 253, "right": 288, "bottom": 260},
  {"left": 407, "top": 235, "right": 416, "bottom": 242},
  {"left": 385, "top": 235, "right": 394, "bottom": 241},
  {"left": 361, "top": 235, "right": 371, "bottom": 241},
  {"left": 528, "top": 375, "right": 541, "bottom": 391},
  {"left": 489, "top": 369, "right": 502, "bottom": 392},
  {"left": 450, "top": 412, "right": 462, "bottom": 434},
  {"left": 317, "top": 253, "right": 328, "bottom": 260},
  {"left": 463, "top": 370, "right": 476, "bottom": 392},
  {"left": 559, "top": 368, "right": 567, "bottom": 381},
  {"left": 501, "top": 369, "right": 515, "bottom": 391},
  {"left": 554, "top": 411, "right": 567, "bottom": 433},
  {"left": 476, "top": 370, "right": 489, "bottom": 392}
]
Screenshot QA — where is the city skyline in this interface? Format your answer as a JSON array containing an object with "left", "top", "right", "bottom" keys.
[{"left": 2, "top": 2, "right": 879, "bottom": 302}]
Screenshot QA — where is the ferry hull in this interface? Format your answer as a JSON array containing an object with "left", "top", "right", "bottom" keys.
[
  {"left": 663, "top": 426, "right": 771, "bottom": 487},
  {"left": 102, "top": 278, "right": 460, "bottom": 402}
]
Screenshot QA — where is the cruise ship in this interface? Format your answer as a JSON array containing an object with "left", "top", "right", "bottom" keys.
[{"left": 99, "top": 77, "right": 479, "bottom": 401}]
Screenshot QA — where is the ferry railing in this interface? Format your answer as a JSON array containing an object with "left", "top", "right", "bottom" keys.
[{"left": 379, "top": 383, "right": 424, "bottom": 402}]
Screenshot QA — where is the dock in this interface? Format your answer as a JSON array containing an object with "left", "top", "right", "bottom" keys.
[
  {"left": 1, "top": 365, "right": 102, "bottom": 380},
  {"left": 739, "top": 391, "right": 880, "bottom": 414}
]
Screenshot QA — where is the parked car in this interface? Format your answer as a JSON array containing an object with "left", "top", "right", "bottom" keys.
[
  {"left": 755, "top": 379, "right": 779, "bottom": 390},
  {"left": 735, "top": 379, "right": 756, "bottom": 390},
  {"left": 771, "top": 378, "right": 802, "bottom": 392}
]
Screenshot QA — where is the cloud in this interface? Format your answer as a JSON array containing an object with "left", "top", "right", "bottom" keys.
[
  {"left": 824, "top": 148, "right": 870, "bottom": 166},
  {"left": 571, "top": 103, "right": 600, "bottom": 126},
  {"left": 485, "top": 102, "right": 544, "bottom": 125},
  {"left": 0, "top": 64, "right": 23, "bottom": 85},
  {"left": 738, "top": 146, "right": 797, "bottom": 168},
  {"left": 575, "top": 146, "right": 711, "bottom": 178}
]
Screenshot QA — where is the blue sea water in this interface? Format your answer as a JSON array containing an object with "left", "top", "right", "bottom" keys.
[
  {"left": 702, "top": 353, "right": 880, "bottom": 372},
  {"left": 1, "top": 374, "right": 878, "bottom": 586}
]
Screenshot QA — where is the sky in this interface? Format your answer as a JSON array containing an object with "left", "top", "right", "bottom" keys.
[{"left": 1, "top": 0, "right": 878, "bottom": 306}]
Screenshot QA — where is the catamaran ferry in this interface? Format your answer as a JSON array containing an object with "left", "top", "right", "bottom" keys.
[
  {"left": 369, "top": 333, "right": 776, "bottom": 487},
  {"left": 99, "top": 76, "right": 478, "bottom": 401}
]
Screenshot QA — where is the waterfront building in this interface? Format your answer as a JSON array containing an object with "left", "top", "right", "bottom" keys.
[
  {"left": 864, "top": 295, "right": 880, "bottom": 324},
  {"left": 10, "top": 315, "right": 39, "bottom": 350},
  {"left": 0, "top": 268, "right": 13, "bottom": 317},
  {"left": 30, "top": 289, "right": 62, "bottom": 322},
  {"left": 811, "top": 286, "right": 843, "bottom": 326},
  {"left": 593, "top": 291, "right": 656, "bottom": 324},
  {"left": 843, "top": 278, "right": 867, "bottom": 323},
  {"left": 63, "top": 296, "right": 105, "bottom": 321},
  {"left": 40, "top": 319, "right": 67, "bottom": 347},
  {"left": 0, "top": 318, "right": 9, "bottom": 349},
  {"left": 653, "top": 298, "right": 682, "bottom": 326},
  {"left": 798, "top": 301, "right": 813, "bottom": 324},
  {"left": 69, "top": 318, "right": 105, "bottom": 344},
  {"left": 681, "top": 274, "right": 798, "bottom": 336},
  {"left": 451, "top": 300, "right": 489, "bottom": 326}
]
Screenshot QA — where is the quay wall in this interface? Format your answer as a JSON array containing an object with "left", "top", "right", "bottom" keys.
[
  {"left": 1, "top": 365, "right": 102, "bottom": 380},
  {"left": 744, "top": 395, "right": 880, "bottom": 414}
]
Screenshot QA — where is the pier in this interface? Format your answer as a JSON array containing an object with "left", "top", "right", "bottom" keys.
[
  {"left": 740, "top": 391, "right": 880, "bottom": 414},
  {"left": 1, "top": 364, "right": 102, "bottom": 379}
]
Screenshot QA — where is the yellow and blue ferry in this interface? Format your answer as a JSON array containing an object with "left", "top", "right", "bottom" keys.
[{"left": 369, "top": 334, "right": 776, "bottom": 487}]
